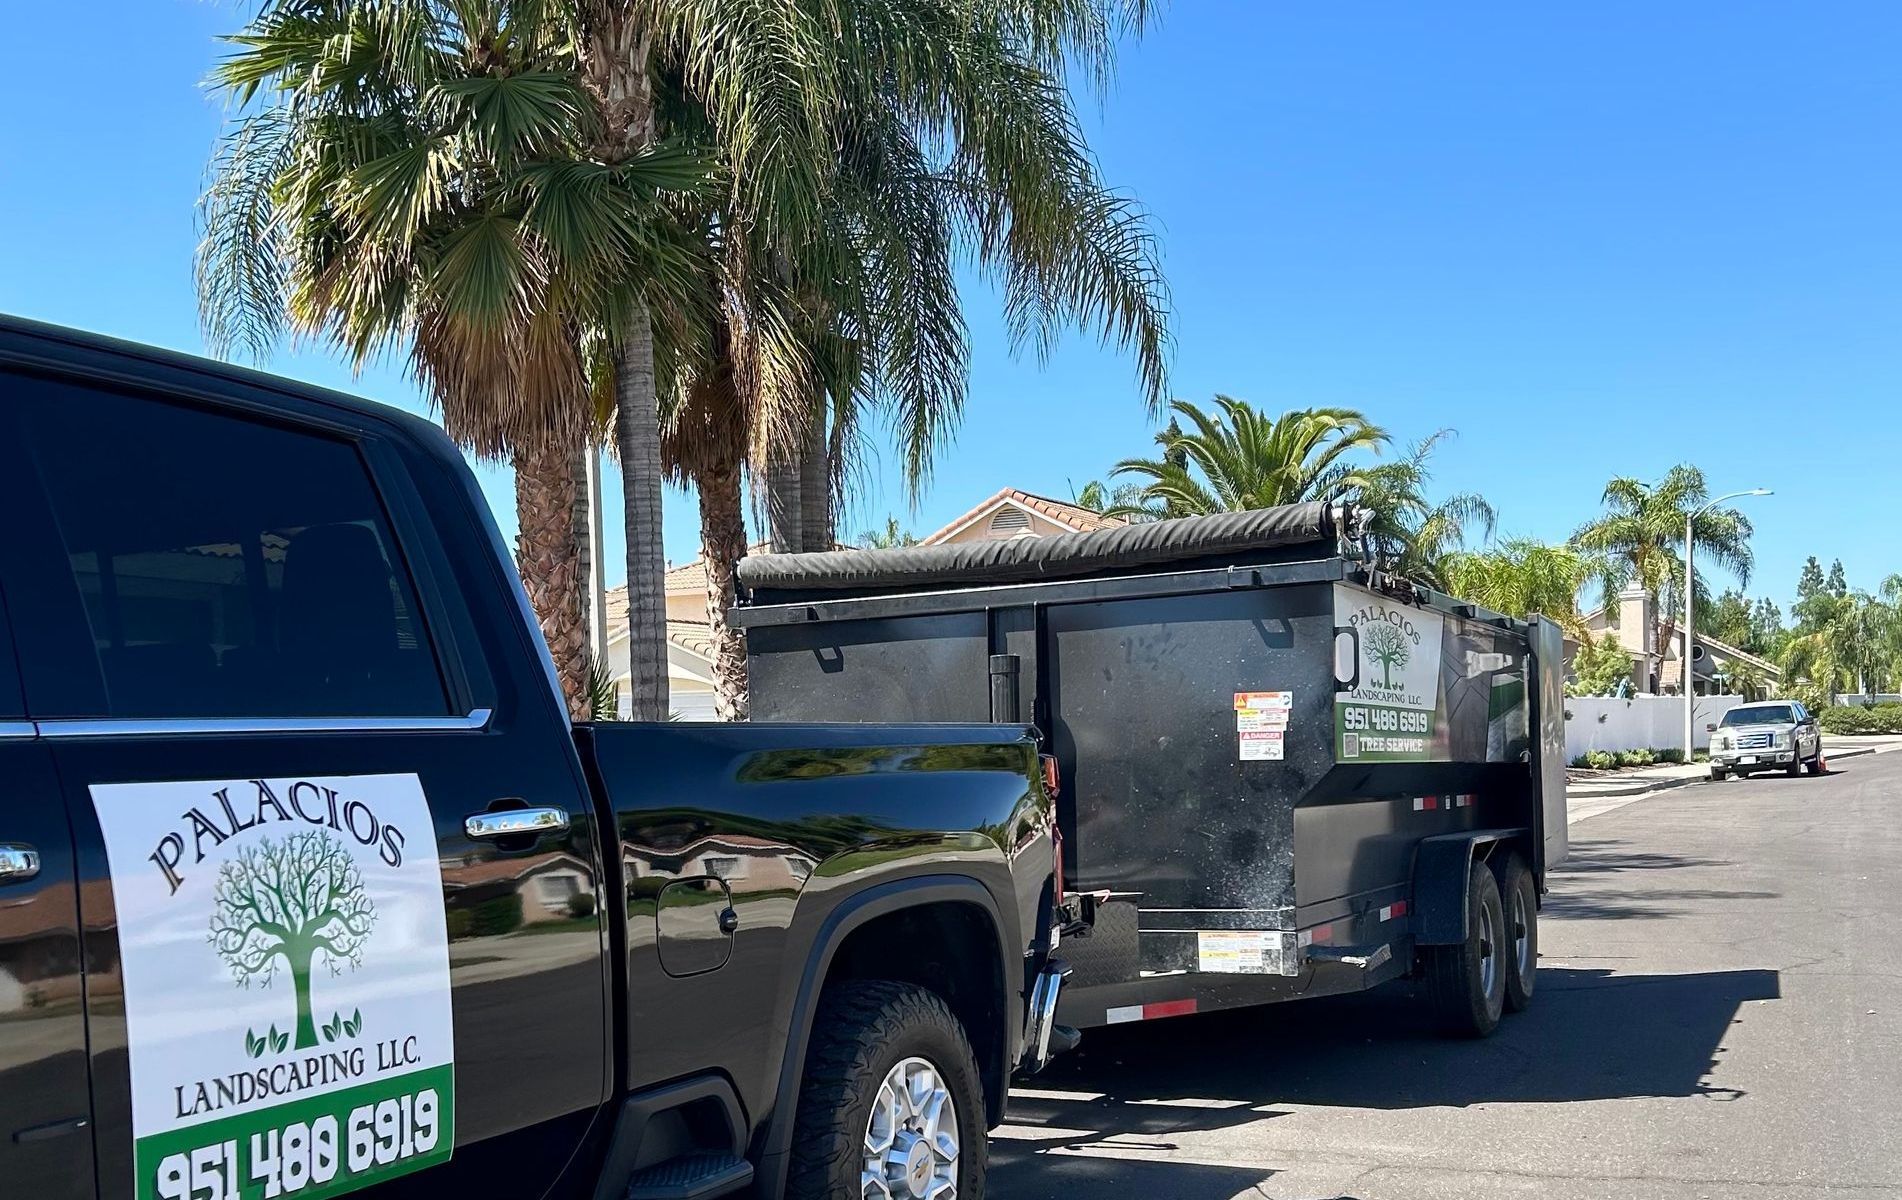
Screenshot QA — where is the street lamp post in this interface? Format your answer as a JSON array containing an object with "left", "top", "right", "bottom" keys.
[{"left": 1684, "top": 488, "right": 1773, "bottom": 758}]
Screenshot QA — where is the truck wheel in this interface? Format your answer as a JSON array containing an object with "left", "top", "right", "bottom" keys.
[
  {"left": 786, "top": 980, "right": 986, "bottom": 1200},
  {"left": 1709, "top": 765, "right": 1728, "bottom": 781},
  {"left": 1495, "top": 853, "right": 1538, "bottom": 1013},
  {"left": 1424, "top": 860, "right": 1506, "bottom": 1038}
]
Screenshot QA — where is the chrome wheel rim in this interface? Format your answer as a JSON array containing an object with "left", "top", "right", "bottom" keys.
[
  {"left": 1478, "top": 897, "right": 1499, "bottom": 1000},
  {"left": 862, "top": 1056, "right": 958, "bottom": 1200},
  {"left": 1510, "top": 886, "right": 1531, "bottom": 979}
]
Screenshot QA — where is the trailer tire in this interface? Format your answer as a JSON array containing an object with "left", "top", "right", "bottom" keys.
[
  {"left": 1495, "top": 853, "right": 1538, "bottom": 1013},
  {"left": 786, "top": 980, "right": 987, "bottom": 1200},
  {"left": 1424, "top": 860, "right": 1506, "bottom": 1038}
]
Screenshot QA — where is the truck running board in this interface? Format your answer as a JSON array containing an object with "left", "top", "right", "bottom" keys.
[
  {"left": 625, "top": 1152, "right": 754, "bottom": 1200},
  {"left": 1307, "top": 942, "right": 1393, "bottom": 971}
]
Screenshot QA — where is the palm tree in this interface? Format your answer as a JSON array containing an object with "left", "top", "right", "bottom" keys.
[
  {"left": 1352, "top": 430, "right": 1494, "bottom": 588},
  {"left": 857, "top": 518, "right": 918, "bottom": 549},
  {"left": 1111, "top": 398, "right": 1389, "bottom": 516},
  {"left": 1780, "top": 577, "right": 1902, "bottom": 702},
  {"left": 1442, "top": 540, "right": 1595, "bottom": 632},
  {"left": 662, "top": 0, "right": 1171, "bottom": 714},
  {"left": 755, "top": 0, "right": 1173, "bottom": 552},
  {"left": 1571, "top": 465, "right": 1755, "bottom": 672},
  {"left": 198, "top": 0, "right": 711, "bottom": 718},
  {"left": 1072, "top": 477, "right": 1161, "bottom": 521}
]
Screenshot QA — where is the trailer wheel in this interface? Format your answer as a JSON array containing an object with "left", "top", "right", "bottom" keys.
[
  {"left": 1495, "top": 854, "right": 1538, "bottom": 1013},
  {"left": 786, "top": 981, "right": 986, "bottom": 1200},
  {"left": 1424, "top": 860, "right": 1506, "bottom": 1037}
]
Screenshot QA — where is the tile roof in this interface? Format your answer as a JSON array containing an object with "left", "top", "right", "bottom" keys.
[{"left": 921, "top": 487, "right": 1130, "bottom": 545}]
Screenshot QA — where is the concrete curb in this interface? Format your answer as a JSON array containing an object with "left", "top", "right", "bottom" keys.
[{"left": 1568, "top": 742, "right": 1896, "bottom": 802}]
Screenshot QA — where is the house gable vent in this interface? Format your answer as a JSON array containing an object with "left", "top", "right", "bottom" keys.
[{"left": 987, "top": 507, "right": 1033, "bottom": 536}]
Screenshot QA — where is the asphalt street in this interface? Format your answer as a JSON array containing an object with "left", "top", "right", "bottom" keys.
[{"left": 994, "top": 751, "right": 1902, "bottom": 1199}]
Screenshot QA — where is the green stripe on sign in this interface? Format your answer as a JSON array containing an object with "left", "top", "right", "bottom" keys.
[{"left": 135, "top": 1063, "right": 454, "bottom": 1200}]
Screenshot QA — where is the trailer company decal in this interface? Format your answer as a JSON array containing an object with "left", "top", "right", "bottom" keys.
[
  {"left": 1334, "top": 586, "right": 1448, "bottom": 761},
  {"left": 90, "top": 774, "right": 455, "bottom": 1200}
]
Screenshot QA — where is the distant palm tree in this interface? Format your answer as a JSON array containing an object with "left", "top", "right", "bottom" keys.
[
  {"left": 1111, "top": 398, "right": 1389, "bottom": 516},
  {"left": 1442, "top": 540, "right": 1595, "bottom": 632},
  {"left": 857, "top": 518, "right": 918, "bottom": 549},
  {"left": 1780, "top": 578, "right": 1902, "bottom": 701},
  {"left": 1571, "top": 465, "right": 1754, "bottom": 671},
  {"left": 1353, "top": 430, "right": 1494, "bottom": 588},
  {"left": 1071, "top": 478, "right": 1162, "bottom": 521}
]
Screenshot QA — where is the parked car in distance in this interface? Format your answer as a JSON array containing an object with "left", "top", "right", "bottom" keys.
[
  {"left": 0, "top": 316, "right": 1073, "bottom": 1200},
  {"left": 1709, "top": 701, "right": 1824, "bottom": 779}
]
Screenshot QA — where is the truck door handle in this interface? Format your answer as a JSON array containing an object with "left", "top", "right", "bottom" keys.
[
  {"left": 0, "top": 844, "right": 41, "bottom": 884},
  {"left": 464, "top": 808, "right": 570, "bottom": 840}
]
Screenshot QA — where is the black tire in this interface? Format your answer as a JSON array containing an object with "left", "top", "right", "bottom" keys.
[
  {"left": 1806, "top": 750, "right": 1826, "bottom": 775},
  {"left": 1710, "top": 765, "right": 1728, "bottom": 781},
  {"left": 786, "top": 981, "right": 987, "bottom": 1200},
  {"left": 1494, "top": 853, "right": 1538, "bottom": 1014},
  {"left": 1786, "top": 756, "right": 1803, "bottom": 777},
  {"left": 1424, "top": 860, "right": 1507, "bottom": 1038}
]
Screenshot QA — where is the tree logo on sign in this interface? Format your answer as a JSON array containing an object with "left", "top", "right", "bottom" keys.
[
  {"left": 1364, "top": 621, "right": 1411, "bottom": 689},
  {"left": 209, "top": 831, "right": 377, "bottom": 1051}
]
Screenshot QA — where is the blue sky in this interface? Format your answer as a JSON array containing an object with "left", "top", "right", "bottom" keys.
[{"left": 3, "top": 1, "right": 1897, "bottom": 612}]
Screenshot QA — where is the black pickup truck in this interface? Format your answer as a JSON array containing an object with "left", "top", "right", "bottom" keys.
[{"left": 0, "top": 318, "right": 1068, "bottom": 1200}]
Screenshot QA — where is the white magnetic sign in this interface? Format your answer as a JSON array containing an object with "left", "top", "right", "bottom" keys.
[{"left": 91, "top": 774, "right": 455, "bottom": 1200}]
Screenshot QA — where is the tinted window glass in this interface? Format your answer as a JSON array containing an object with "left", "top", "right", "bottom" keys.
[{"left": 20, "top": 384, "right": 449, "bottom": 718}]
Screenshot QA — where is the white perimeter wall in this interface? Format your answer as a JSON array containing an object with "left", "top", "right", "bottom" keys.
[{"left": 1566, "top": 694, "right": 1748, "bottom": 759}]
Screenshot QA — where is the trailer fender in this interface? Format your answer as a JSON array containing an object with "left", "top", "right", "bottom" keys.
[{"left": 1413, "top": 830, "right": 1524, "bottom": 945}]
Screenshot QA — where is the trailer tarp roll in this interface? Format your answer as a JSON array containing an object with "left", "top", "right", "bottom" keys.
[{"left": 737, "top": 502, "right": 1343, "bottom": 595}]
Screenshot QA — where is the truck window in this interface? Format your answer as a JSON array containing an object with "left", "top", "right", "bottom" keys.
[{"left": 18, "top": 382, "right": 451, "bottom": 719}]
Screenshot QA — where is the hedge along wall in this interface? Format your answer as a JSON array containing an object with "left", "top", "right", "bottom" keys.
[{"left": 1565, "top": 694, "right": 1749, "bottom": 760}]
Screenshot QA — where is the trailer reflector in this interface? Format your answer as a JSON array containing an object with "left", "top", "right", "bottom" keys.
[
  {"left": 1106, "top": 999, "right": 1199, "bottom": 1025},
  {"left": 1377, "top": 900, "right": 1408, "bottom": 922}
]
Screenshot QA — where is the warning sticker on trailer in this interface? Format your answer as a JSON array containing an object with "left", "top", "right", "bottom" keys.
[
  {"left": 90, "top": 774, "right": 456, "bottom": 1200},
  {"left": 1239, "top": 731, "right": 1285, "bottom": 760},
  {"left": 1197, "top": 930, "right": 1270, "bottom": 973},
  {"left": 1234, "top": 691, "right": 1292, "bottom": 711}
]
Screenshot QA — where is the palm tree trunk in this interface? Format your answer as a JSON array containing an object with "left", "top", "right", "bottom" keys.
[
  {"left": 514, "top": 439, "right": 591, "bottom": 720},
  {"left": 765, "top": 450, "right": 802, "bottom": 553},
  {"left": 697, "top": 458, "right": 750, "bottom": 720},
  {"left": 798, "top": 396, "right": 831, "bottom": 551},
  {"left": 614, "top": 296, "right": 670, "bottom": 721}
]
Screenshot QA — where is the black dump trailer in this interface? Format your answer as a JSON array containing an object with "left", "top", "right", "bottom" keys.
[{"left": 732, "top": 503, "right": 1569, "bottom": 1037}]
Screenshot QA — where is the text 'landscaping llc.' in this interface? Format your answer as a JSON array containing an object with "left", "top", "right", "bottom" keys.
[
  {"left": 91, "top": 774, "right": 455, "bottom": 1200},
  {"left": 1335, "top": 585, "right": 1447, "bottom": 762}
]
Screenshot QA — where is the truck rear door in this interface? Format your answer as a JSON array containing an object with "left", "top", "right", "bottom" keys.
[
  {"left": 0, "top": 364, "right": 610, "bottom": 1200},
  {"left": 0, "top": 571, "right": 93, "bottom": 1200}
]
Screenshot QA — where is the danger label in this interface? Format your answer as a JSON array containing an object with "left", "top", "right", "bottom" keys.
[{"left": 1240, "top": 731, "right": 1285, "bottom": 761}]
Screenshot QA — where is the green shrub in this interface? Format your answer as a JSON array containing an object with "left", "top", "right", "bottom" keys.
[
  {"left": 1583, "top": 749, "right": 1620, "bottom": 770},
  {"left": 1569, "top": 754, "right": 1593, "bottom": 768},
  {"left": 1615, "top": 748, "right": 1655, "bottom": 768},
  {"left": 1820, "top": 706, "right": 1879, "bottom": 735},
  {"left": 1870, "top": 703, "right": 1902, "bottom": 733},
  {"left": 467, "top": 893, "right": 524, "bottom": 938},
  {"left": 1655, "top": 747, "right": 1685, "bottom": 765},
  {"left": 566, "top": 892, "right": 598, "bottom": 920}
]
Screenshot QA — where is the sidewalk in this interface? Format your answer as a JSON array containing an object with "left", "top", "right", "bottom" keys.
[{"left": 1564, "top": 733, "right": 1902, "bottom": 824}]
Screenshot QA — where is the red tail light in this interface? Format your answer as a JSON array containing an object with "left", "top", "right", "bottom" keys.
[{"left": 1040, "top": 753, "right": 1060, "bottom": 798}]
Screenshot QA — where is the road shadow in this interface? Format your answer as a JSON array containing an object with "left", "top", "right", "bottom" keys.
[
  {"left": 1014, "top": 966, "right": 1779, "bottom": 1115},
  {"left": 1538, "top": 837, "right": 1780, "bottom": 921},
  {"left": 988, "top": 1145, "right": 1277, "bottom": 1200}
]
